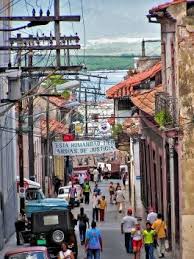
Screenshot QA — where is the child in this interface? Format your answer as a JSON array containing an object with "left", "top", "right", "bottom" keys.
[
  {"left": 142, "top": 222, "right": 156, "bottom": 259},
  {"left": 99, "top": 195, "right": 107, "bottom": 221},
  {"left": 131, "top": 223, "right": 143, "bottom": 259}
]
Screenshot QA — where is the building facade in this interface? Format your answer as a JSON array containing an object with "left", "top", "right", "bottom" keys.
[{"left": 0, "top": 0, "right": 18, "bottom": 250}]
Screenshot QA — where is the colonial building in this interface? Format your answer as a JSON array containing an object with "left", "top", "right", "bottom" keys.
[{"left": 148, "top": 1, "right": 194, "bottom": 258}]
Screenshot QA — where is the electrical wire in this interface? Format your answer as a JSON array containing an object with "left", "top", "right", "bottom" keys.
[{"left": 0, "top": 133, "right": 16, "bottom": 152}]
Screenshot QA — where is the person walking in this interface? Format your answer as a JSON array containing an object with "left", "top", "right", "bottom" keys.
[
  {"left": 77, "top": 207, "right": 89, "bottom": 245},
  {"left": 99, "top": 196, "right": 107, "bottom": 222},
  {"left": 83, "top": 181, "right": 91, "bottom": 204},
  {"left": 79, "top": 173, "right": 85, "bottom": 189},
  {"left": 109, "top": 182, "right": 115, "bottom": 204},
  {"left": 147, "top": 207, "right": 157, "bottom": 224},
  {"left": 85, "top": 221, "right": 103, "bottom": 259},
  {"left": 115, "top": 186, "right": 125, "bottom": 213},
  {"left": 92, "top": 193, "right": 100, "bottom": 222},
  {"left": 152, "top": 213, "right": 167, "bottom": 258},
  {"left": 121, "top": 208, "right": 137, "bottom": 254},
  {"left": 98, "top": 164, "right": 102, "bottom": 182},
  {"left": 58, "top": 242, "right": 75, "bottom": 259},
  {"left": 131, "top": 223, "right": 143, "bottom": 259},
  {"left": 93, "top": 167, "right": 99, "bottom": 183},
  {"left": 142, "top": 222, "right": 156, "bottom": 259},
  {"left": 122, "top": 170, "right": 127, "bottom": 189},
  {"left": 68, "top": 183, "right": 77, "bottom": 209}
]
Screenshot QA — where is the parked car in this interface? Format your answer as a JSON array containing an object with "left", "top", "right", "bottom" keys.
[
  {"left": 71, "top": 170, "right": 90, "bottom": 184},
  {"left": 25, "top": 188, "right": 69, "bottom": 218},
  {"left": 57, "top": 185, "right": 83, "bottom": 207},
  {"left": 4, "top": 246, "right": 50, "bottom": 259},
  {"left": 15, "top": 210, "right": 78, "bottom": 258}
]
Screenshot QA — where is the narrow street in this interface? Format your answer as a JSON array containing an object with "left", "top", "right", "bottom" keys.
[{"left": 73, "top": 180, "right": 170, "bottom": 259}]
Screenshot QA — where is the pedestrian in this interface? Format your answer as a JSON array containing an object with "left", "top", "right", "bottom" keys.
[
  {"left": 58, "top": 242, "right": 75, "bottom": 259},
  {"left": 93, "top": 183, "right": 100, "bottom": 194},
  {"left": 131, "top": 223, "right": 143, "bottom": 259},
  {"left": 85, "top": 221, "right": 103, "bottom": 259},
  {"left": 142, "top": 222, "right": 156, "bottom": 259},
  {"left": 98, "top": 164, "right": 102, "bottom": 182},
  {"left": 122, "top": 170, "right": 127, "bottom": 189},
  {"left": 147, "top": 207, "right": 157, "bottom": 224},
  {"left": 79, "top": 173, "right": 85, "bottom": 189},
  {"left": 68, "top": 183, "right": 77, "bottom": 209},
  {"left": 99, "top": 196, "right": 107, "bottom": 222},
  {"left": 121, "top": 208, "right": 137, "bottom": 254},
  {"left": 93, "top": 167, "right": 99, "bottom": 183},
  {"left": 83, "top": 181, "right": 91, "bottom": 204},
  {"left": 92, "top": 193, "right": 100, "bottom": 221},
  {"left": 109, "top": 182, "right": 115, "bottom": 204},
  {"left": 115, "top": 186, "right": 125, "bottom": 213},
  {"left": 152, "top": 213, "right": 167, "bottom": 258},
  {"left": 77, "top": 207, "right": 89, "bottom": 245}
]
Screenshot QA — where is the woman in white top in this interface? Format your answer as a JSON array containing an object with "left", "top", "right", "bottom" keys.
[
  {"left": 58, "top": 242, "right": 75, "bottom": 259},
  {"left": 116, "top": 186, "right": 125, "bottom": 213}
]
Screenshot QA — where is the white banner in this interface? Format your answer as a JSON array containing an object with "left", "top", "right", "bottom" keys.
[{"left": 52, "top": 139, "right": 116, "bottom": 156}]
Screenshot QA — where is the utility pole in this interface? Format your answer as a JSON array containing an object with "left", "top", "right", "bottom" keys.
[
  {"left": 45, "top": 97, "right": 50, "bottom": 196},
  {"left": 54, "top": 0, "right": 60, "bottom": 67},
  {"left": 85, "top": 88, "right": 88, "bottom": 136},
  {"left": 28, "top": 47, "right": 35, "bottom": 179},
  {"left": 18, "top": 100, "right": 25, "bottom": 212}
]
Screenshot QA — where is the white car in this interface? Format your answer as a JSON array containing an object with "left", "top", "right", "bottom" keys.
[{"left": 58, "top": 185, "right": 82, "bottom": 207}]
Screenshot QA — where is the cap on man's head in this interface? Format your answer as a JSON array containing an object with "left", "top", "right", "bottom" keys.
[{"left": 127, "top": 208, "right": 132, "bottom": 215}]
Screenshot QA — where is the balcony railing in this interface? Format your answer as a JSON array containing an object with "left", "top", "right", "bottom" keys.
[{"left": 155, "top": 92, "right": 178, "bottom": 128}]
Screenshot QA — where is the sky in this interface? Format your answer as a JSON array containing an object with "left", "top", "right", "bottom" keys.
[{"left": 11, "top": 0, "right": 165, "bottom": 39}]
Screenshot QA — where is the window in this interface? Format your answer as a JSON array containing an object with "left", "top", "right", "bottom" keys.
[
  {"left": 118, "top": 99, "right": 131, "bottom": 110},
  {"left": 43, "top": 215, "right": 59, "bottom": 225},
  {"left": 187, "top": 2, "right": 194, "bottom": 16}
]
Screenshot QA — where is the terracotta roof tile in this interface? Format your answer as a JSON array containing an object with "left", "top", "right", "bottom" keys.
[
  {"left": 40, "top": 119, "right": 68, "bottom": 136},
  {"left": 149, "top": 0, "right": 186, "bottom": 13},
  {"left": 106, "top": 62, "right": 161, "bottom": 99},
  {"left": 131, "top": 85, "right": 163, "bottom": 116},
  {"left": 48, "top": 96, "right": 69, "bottom": 108}
]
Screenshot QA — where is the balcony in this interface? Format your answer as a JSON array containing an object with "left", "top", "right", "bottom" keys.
[{"left": 155, "top": 92, "right": 178, "bottom": 128}]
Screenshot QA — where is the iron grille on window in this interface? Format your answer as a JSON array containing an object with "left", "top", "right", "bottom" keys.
[{"left": 155, "top": 92, "right": 178, "bottom": 127}]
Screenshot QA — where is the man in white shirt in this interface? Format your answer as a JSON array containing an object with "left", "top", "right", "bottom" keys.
[
  {"left": 92, "top": 193, "right": 99, "bottom": 221},
  {"left": 121, "top": 208, "right": 137, "bottom": 254},
  {"left": 147, "top": 207, "right": 157, "bottom": 224},
  {"left": 78, "top": 173, "right": 84, "bottom": 188}
]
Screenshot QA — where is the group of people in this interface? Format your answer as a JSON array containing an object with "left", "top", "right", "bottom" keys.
[{"left": 121, "top": 208, "right": 167, "bottom": 259}]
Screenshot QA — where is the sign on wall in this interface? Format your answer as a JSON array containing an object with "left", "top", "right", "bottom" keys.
[{"left": 52, "top": 139, "right": 116, "bottom": 156}]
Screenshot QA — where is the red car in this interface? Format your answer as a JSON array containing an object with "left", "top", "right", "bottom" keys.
[
  {"left": 71, "top": 169, "right": 90, "bottom": 184},
  {"left": 4, "top": 246, "right": 50, "bottom": 259}
]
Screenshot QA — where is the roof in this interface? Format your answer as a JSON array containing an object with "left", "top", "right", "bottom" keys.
[
  {"left": 40, "top": 119, "right": 68, "bottom": 136},
  {"left": 48, "top": 96, "right": 68, "bottom": 108},
  {"left": 106, "top": 62, "right": 161, "bottom": 99},
  {"left": 5, "top": 246, "right": 47, "bottom": 255},
  {"left": 149, "top": 0, "right": 186, "bottom": 13},
  {"left": 131, "top": 85, "right": 163, "bottom": 115}
]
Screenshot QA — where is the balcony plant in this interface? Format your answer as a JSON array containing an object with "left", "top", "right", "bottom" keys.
[
  {"left": 111, "top": 123, "right": 123, "bottom": 140},
  {"left": 155, "top": 110, "right": 173, "bottom": 129}
]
